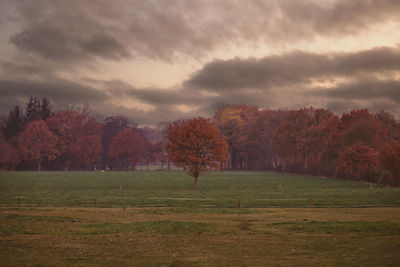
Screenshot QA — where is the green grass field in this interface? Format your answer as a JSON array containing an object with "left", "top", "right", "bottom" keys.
[
  {"left": 1, "top": 171, "right": 400, "bottom": 266},
  {"left": 1, "top": 170, "right": 399, "bottom": 208}
]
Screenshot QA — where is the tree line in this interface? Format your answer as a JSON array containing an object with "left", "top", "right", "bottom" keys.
[
  {"left": 1, "top": 98, "right": 399, "bottom": 186},
  {"left": 0, "top": 97, "right": 168, "bottom": 172},
  {"left": 212, "top": 105, "right": 400, "bottom": 186}
]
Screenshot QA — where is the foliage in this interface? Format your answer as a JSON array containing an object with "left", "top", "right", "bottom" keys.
[
  {"left": 1, "top": 105, "right": 25, "bottom": 141},
  {"left": 0, "top": 133, "right": 21, "bottom": 171},
  {"left": 72, "top": 134, "right": 102, "bottom": 169},
  {"left": 380, "top": 141, "right": 400, "bottom": 185},
  {"left": 109, "top": 129, "right": 146, "bottom": 170},
  {"left": 143, "top": 141, "right": 163, "bottom": 170},
  {"left": 339, "top": 109, "right": 385, "bottom": 149},
  {"left": 25, "top": 96, "right": 53, "bottom": 123},
  {"left": 337, "top": 143, "right": 381, "bottom": 182},
  {"left": 213, "top": 105, "right": 259, "bottom": 169},
  {"left": 167, "top": 117, "right": 228, "bottom": 190},
  {"left": 2, "top": 96, "right": 400, "bottom": 187},
  {"left": 101, "top": 116, "right": 131, "bottom": 168},
  {"left": 47, "top": 110, "right": 102, "bottom": 170},
  {"left": 375, "top": 111, "right": 400, "bottom": 143},
  {"left": 18, "top": 120, "right": 59, "bottom": 171}
]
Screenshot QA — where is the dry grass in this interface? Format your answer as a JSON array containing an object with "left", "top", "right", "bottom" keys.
[{"left": 1, "top": 206, "right": 400, "bottom": 266}]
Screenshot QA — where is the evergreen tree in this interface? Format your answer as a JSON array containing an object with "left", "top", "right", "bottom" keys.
[
  {"left": 40, "top": 97, "right": 53, "bottom": 120},
  {"left": 2, "top": 105, "right": 25, "bottom": 140},
  {"left": 25, "top": 96, "right": 42, "bottom": 123}
]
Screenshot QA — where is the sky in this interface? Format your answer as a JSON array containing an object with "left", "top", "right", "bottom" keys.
[{"left": 0, "top": 0, "right": 400, "bottom": 125}]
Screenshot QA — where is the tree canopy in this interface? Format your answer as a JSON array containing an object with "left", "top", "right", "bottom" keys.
[{"left": 167, "top": 117, "right": 228, "bottom": 190}]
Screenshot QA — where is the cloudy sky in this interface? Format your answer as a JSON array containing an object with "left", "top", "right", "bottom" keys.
[{"left": 1, "top": 0, "right": 400, "bottom": 124}]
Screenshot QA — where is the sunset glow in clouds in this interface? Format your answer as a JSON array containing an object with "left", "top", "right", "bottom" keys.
[{"left": 1, "top": 0, "right": 400, "bottom": 124}]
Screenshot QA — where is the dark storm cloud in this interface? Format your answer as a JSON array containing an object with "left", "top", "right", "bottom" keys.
[
  {"left": 2, "top": 0, "right": 400, "bottom": 123},
  {"left": 102, "top": 79, "right": 217, "bottom": 107},
  {"left": 305, "top": 77, "right": 400, "bottom": 115},
  {"left": 10, "top": 29, "right": 129, "bottom": 62},
  {"left": 186, "top": 47, "right": 400, "bottom": 91},
  {"left": 8, "top": 0, "right": 400, "bottom": 63},
  {"left": 311, "top": 79, "right": 400, "bottom": 103},
  {"left": 113, "top": 87, "right": 213, "bottom": 106},
  {"left": 2, "top": 44, "right": 400, "bottom": 124},
  {"left": 0, "top": 75, "right": 205, "bottom": 125},
  {"left": 326, "top": 99, "right": 400, "bottom": 116},
  {"left": 276, "top": 0, "right": 400, "bottom": 37},
  {"left": 103, "top": 79, "right": 271, "bottom": 111},
  {"left": 0, "top": 59, "right": 56, "bottom": 80},
  {"left": 9, "top": 0, "right": 130, "bottom": 63},
  {"left": 0, "top": 79, "right": 108, "bottom": 106}
]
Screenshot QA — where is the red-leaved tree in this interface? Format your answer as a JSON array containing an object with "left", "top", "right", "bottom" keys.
[
  {"left": 167, "top": 117, "right": 228, "bottom": 190},
  {"left": 18, "top": 120, "right": 59, "bottom": 171},
  {"left": 71, "top": 135, "right": 102, "bottom": 169},
  {"left": 337, "top": 143, "right": 381, "bottom": 183},
  {"left": 109, "top": 129, "right": 146, "bottom": 170},
  {"left": 380, "top": 141, "right": 400, "bottom": 186},
  {"left": 339, "top": 109, "right": 385, "bottom": 149},
  {"left": 47, "top": 110, "right": 102, "bottom": 170},
  {"left": 0, "top": 133, "right": 21, "bottom": 171}
]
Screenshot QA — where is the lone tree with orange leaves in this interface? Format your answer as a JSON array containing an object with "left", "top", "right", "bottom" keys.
[{"left": 167, "top": 117, "right": 228, "bottom": 190}]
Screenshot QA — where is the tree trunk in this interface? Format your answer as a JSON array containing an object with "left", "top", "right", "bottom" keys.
[
  {"left": 193, "top": 176, "right": 199, "bottom": 191},
  {"left": 304, "top": 153, "right": 308, "bottom": 173},
  {"left": 334, "top": 161, "right": 338, "bottom": 178}
]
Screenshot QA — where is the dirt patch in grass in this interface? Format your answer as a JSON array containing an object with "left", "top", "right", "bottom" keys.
[
  {"left": 78, "top": 221, "right": 216, "bottom": 235},
  {"left": 269, "top": 220, "right": 400, "bottom": 234}
]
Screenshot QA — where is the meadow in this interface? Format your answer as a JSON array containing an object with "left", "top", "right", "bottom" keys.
[{"left": 1, "top": 171, "right": 400, "bottom": 266}]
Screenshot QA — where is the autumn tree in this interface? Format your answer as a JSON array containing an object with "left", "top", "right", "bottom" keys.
[
  {"left": 25, "top": 97, "right": 49, "bottom": 123},
  {"left": 380, "top": 141, "right": 400, "bottom": 185},
  {"left": 339, "top": 109, "right": 385, "bottom": 149},
  {"left": 109, "top": 129, "right": 146, "bottom": 170},
  {"left": 0, "top": 144, "right": 20, "bottom": 171},
  {"left": 311, "top": 114, "right": 341, "bottom": 176},
  {"left": 297, "top": 109, "right": 339, "bottom": 175},
  {"left": 18, "top": 120, "right": 59, "bottom": 171},
  {"left": 244, "top": 109, "right": 285, "bottom": 170},
  {"left": 2, "top": 105, "right": 25, "bottom": 141},
  {"left": 101, "top": 116, "right": 131, "bottom": 169},
  {"left": 143, "top": 141, "right": 163, "bottom": 170},
  {"left": 0, "top": 133, "right": 21, "bottom": 171},
  {"left": 337, "top": 143, "right": 381, "bottom": 183},
  {"left": 47, "top": 110, "right": 102, "bottom": 170},
  {"left": 274, "top": 108, "right": 317, "bottom": 172},
  {"left": 213, "top": 105, "right": 258, "bottom": 169},
  {"left": 167, "top": 117, "right": 228, "bottom": 190},
  {"left": 71, "top": 134, "right": 102, "bottom": 169},
  {"left": 375, "top": 111, "right": 400, "bottom": 143}
]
